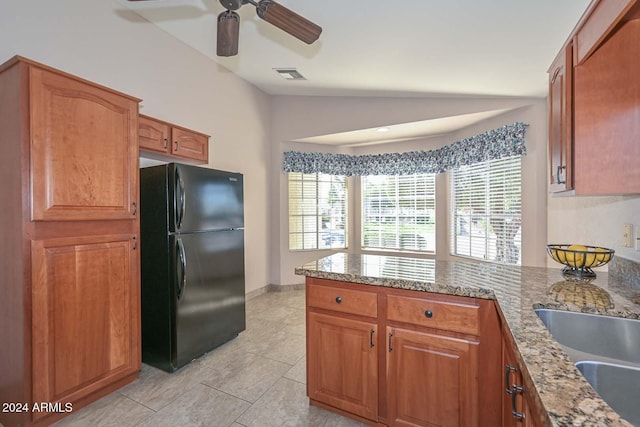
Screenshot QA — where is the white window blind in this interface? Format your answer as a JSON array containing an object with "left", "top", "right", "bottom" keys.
[
  {"left": 450, "top": 156, "right": 522, "bottom": 265},
  {"left": 288, "top": 172, "right": 347, "bottom": 251},
  {"left": 361, "top": 174, "right": 436, "bottom": 252}
]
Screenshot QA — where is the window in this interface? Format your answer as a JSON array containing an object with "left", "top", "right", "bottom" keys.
[
  {"left": 450, "top": 156, "right": 521, "bottom": 265},
  {"left": 361, "top": 174, "right": 436, "bottom": 252},
  {"left": 288, "top": 172, "right": 347, "bottom": 250}
]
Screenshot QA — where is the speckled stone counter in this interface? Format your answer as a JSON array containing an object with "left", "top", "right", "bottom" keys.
[{"left": 295, "top": 253, "right": 640, "bottom": 427}]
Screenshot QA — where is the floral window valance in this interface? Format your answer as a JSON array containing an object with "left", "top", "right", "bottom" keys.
[{"left": 283, "top": 122, "right": 528, "bottom": 176}]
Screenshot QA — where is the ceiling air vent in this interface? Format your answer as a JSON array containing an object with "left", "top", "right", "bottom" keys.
[{"left": 274, "top": 68, "right": 306, "bottom": 80}]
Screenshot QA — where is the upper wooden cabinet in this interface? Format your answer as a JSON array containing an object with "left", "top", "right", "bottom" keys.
[
  {"left": 547, "top": 42, "right": 573, "bottom": 193},
  {"left": 139, "top": 114, "right": 209, "bottom": 164},
  {"left": 0, "top": 56, "right": 141, "bottom": 427},
  {"left": 548, "top": 0, "right": 640, "bottom": 195},
  {"left": 30, "top": 66, "right": 139, "bottom": 220},
  {"left": 574, "top": 18, "right": 640, "bottom": 194}
]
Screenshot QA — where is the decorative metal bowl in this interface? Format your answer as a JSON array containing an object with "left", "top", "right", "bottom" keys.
[{"left": 546, "top": 244, "right": 615, "bottom": 278}]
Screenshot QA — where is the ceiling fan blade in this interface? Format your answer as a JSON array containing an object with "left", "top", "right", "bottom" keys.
[
  {"left": 255, "top": 0, "right": 322, "bottom": 45},
  {"left": 217, "top": 10, "right": 240, "bottom": 56}
]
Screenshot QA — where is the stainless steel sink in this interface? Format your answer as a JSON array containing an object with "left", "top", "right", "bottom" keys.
[
  {"left": 534, "top": 309, "right": 640, "bottom": 365},
  {"left": 576, "top": 362, "right": 640, "bottom": 426}
]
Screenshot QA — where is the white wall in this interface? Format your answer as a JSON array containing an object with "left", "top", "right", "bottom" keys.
[
  {"left": 547, "top": 196, "right": 640, "bottom": 265},
  {"left": 271, "top": 96, "right": 549, "bottom": 286},
  {"left": 1, "top": 0, "right": 272, "bottom": 293}
]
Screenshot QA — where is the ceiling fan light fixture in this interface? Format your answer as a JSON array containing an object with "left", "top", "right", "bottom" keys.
[
  {"left": 217, "top": 10, "right": 240, "bottom": 57},
  {"left": 256, "top": 0, "right": 322, "bottom": 44}
]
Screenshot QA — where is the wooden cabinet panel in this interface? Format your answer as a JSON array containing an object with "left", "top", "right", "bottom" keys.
[
  {"left": 0, "top": 56, "right": 141, "bottom": 426},
  {"left": 387, "top": 327, "right": 478, "bottom": 427},
  {"left": 548, "top": 43, "right": 573, "bottom": 193},
  {"left": 138, "top": 115, "right": 209, "bottom": 164},
  {"left": 30, "top": 67, "right": 138, "bottom": 221},
  {"left": 307, "top": 312, "right": 378, "bottom": 421},
  {"left": 387, "top": 293, "right": 479, "bottom": 335},
  {"left": 139, "top": 114, "right": 170, "bottom": 153},
  {"left": 31, "top": 234, "right": 140, "bottom": 421},
  {"left": 308, "top": 282, "right": 377, "bottom": 318},
  {"left": 574, "top": 19, "right": 640, "bottom": 195},
  {"left": 502, "top": 332, "right": 542, "bottom": 427},
  {"left": 574, "top": 0, "right": 636, "bottom": 64},
  {"left": 171, "top": 126, "right": 208, "bottom": 162}
]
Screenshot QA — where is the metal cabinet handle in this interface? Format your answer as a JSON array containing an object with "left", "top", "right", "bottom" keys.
[
  {"left": 557, "top": 165, "right": 566, "bottom": 184},
  {"left": 335, "top": 296, "right": 342, "bottom": 304},
  {"left": 505, "top": 364, "right": 518, "bottom": 395},
  {"left": 132, "top": 236, "right": 137, "bottom": 250},
  {"left": 174, "top": 140, "right": 179, "bottom": 151},
  {"left": 163, "top": 137, "right": 168, "bottom": 149},
  {"left": 132, "top": 201, "right": 137, "bottom": 216},
  {"left": 511, "top": 385, "right": 526, "bottom": 420},
  {"left": 369, "top": 329, "right": 375, "bottom": 348},
  {"left": 388, "top": 332, "right": 393, "bottom": 352},
  {"left": 424, "top": 310, "right": 433, "bottom": 318}
]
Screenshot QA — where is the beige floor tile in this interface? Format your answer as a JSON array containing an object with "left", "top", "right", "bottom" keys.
[
  {"left": 136, "top": 383, "right": 250, "bottom": 427},
  {"left": 200, "top": 351, "right": 291, "bottom": 403},
  {"left": 235, "top": 378, "right": 328, "bottom": 427},
  {"left": 323, "top": 412, "right": 369, "bottom": 426},
  {"left": 118, "top": 360, "right": 209, "bottom": 411},
  {"left": 52, "top": 392, "right": 153, "bottom": 427},
  {"left": 283, "top": 355, "right": 307, "bottom": 384}
]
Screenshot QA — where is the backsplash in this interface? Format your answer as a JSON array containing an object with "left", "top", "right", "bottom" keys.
[{"left": 609, "top": 256, "right": 640, "bottom": 290}]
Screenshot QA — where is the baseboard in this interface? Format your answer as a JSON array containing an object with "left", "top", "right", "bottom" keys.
[{"left": 245, "top": 283, "right": 305, "bottom": 300}]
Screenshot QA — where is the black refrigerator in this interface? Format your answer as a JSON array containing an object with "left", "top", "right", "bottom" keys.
[{"left": 140, "top": 163, "right": 245, "bottom": 372}]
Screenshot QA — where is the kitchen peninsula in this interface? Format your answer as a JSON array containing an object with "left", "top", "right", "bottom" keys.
[{"left": 296, "top": 253, "right": 640, "bottom": 426}]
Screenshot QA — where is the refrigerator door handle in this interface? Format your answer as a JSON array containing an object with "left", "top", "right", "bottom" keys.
[
  {"left": 175, "top": 167, "right": 186, "bottom": 230},
  {"left": 176, "top": 238, "right": 187, "bottom": 300}
]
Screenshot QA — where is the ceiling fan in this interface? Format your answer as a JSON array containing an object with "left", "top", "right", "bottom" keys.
[{"left": 127, "top": 0, "right": 322, "bottom": 57}]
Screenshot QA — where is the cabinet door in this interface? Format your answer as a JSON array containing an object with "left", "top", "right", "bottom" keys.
[
  {"left": 307, "top": 312, "right": 378, "bottom": 421},
  {"left": 171, "top": 127, "right": 208, "bottom": 163},
  {"left": 31, "top": 234, "right": 141, "bottom": 422},
  {"left": 30, "top": 67, "right": 138, "bottom": 221},
  {"left": 139, "top": 115, "right": 170, "bottom": 154},
  {"left": 502, "top": 335, "right": 541, "bottom": 427},
  {"left": 548, "top": 42, "right": 573, "bottom": 193},
  {"left": 574, "top": 19, "right": 640, "bottom": 195},
  {"left": 387, "top": 327, "right": 478, "bottom": 427}
]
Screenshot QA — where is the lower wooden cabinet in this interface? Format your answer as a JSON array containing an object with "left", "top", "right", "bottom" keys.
[
  {"left": 31, "top": 234, "right": 141, "bottom": 423},
  {"left": 387, "top": 327, "right": 478, "bottom": 427},
  {"left": 306, "top": 277, "right": 502, "bottom": 427},
  {"left": 502, "top": 332, "right": 541, "bottom": 427},
  {"left": 307, "top": 312, "right": 378, "bottom": 420}
]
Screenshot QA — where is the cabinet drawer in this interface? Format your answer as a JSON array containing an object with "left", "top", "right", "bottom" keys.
[
  {"left": 307, "top": 283, "right": 377, "bottom": 318},
  {"left": 387, "top": 294, "right": 479, "bottom": 335}
]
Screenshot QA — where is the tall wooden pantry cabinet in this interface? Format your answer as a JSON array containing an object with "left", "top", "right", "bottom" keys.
[{"left": 0, "top": 56, "right": 141, "bottom": 426}]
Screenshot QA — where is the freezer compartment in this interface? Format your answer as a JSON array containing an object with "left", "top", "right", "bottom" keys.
[
  {"left": 171, "top": 229, "right": 246, "bottom": 370},
  {"left": 169, "top": 163, "right": 244, "bottom": 233}
]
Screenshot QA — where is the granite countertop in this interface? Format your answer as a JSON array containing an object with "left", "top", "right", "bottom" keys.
[{"left": 295, "top": 253, "right": 640, "bottom": 427}]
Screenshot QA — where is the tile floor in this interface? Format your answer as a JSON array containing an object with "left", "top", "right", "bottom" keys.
[{"left": 52, "top": 289, "right": 366, "bottom": 427}]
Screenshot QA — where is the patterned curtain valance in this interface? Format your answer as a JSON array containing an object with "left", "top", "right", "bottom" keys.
[{"left": 283, "top": 122, "right": 528, "bottom": 176}]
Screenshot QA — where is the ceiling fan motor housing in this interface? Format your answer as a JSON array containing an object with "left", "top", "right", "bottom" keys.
[
  {"left": 217, "top": 10, "right": 240, "bottom": 56},
  {"left": 219, "top": 0, "right": 245, "bottom": 11}
]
